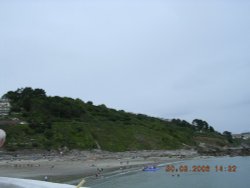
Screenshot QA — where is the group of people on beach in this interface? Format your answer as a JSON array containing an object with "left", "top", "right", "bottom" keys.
[{"left": 95, "top": 167, "right": 104, "bottom": 177}]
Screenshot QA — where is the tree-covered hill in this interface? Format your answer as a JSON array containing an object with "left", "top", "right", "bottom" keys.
[{"left": 0, "top": 87, "right": 231, "bottom": 151}]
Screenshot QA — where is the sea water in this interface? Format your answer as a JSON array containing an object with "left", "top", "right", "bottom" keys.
[{"left": 86, "top": 156, "right": 250, "bottom": 188}]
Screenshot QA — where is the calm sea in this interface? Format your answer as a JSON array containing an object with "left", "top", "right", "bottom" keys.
[{"left": 85, "top": 156, "right": 250, "bottom": 188}]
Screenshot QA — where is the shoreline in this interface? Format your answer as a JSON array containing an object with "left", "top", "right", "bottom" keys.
[{"left": 0, "top": 149, "right": 198, "bottom": 184}]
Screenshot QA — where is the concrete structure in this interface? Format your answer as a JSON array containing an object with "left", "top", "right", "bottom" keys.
[
  {"left": 0, "top": 129, "right": 6, "bottom": 147},
  {"left": 232, "top": 134, "right": 242, "bottom": 139},
  {"left": 232, "top": 132, "right": 250, "bottom": 140},
  {"left": 0, "top": 98, "right": 11, "bottom": 116},
  {"left": 241, "top": 132, "right": 250, "bottom": 140},
  {"left": 0, "top": 177, "right": 88, "bottom": 188}
]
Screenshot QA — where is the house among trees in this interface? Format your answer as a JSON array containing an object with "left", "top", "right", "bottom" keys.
[
  {"left": 0, "top": 98, "right": 11, "bottom": 116},
  {"left": 241, "top": 132, "right": 250, "bottom": 140},
  {"left": 232, "top": 134, "right": 242, "bottom": 139},
  {"left": 232, "top": 132, "right": 250, "bottom": 140}
]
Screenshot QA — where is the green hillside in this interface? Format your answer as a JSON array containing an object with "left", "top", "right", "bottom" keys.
[{"left": 0, "top": 87, "right": 230, "bottom": 152}]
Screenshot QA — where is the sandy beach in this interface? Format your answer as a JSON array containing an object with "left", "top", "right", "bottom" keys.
[{"left": 0, "top": 149, "right": 198, "bottom": 184}]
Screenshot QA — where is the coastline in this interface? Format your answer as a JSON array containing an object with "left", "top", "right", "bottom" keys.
[{"left": 0, "top": 149, "right": 197, "bottom": 184}]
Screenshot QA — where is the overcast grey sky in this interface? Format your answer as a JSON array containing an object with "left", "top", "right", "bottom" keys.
[{"left": 1, "top": 0, "right": 250, "bottom": 133}]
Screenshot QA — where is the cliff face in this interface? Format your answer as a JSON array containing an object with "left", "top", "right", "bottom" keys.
[{"left": 197, "top": 145, "right": 250, "bottom": 156}]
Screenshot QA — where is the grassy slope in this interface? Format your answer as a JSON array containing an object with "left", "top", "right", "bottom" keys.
[
  {"left": 0, "top": 88, "right": 229, "bottom": 151},
  {"left": 2, "top": 119, "right": 227, "bottom": 152}
]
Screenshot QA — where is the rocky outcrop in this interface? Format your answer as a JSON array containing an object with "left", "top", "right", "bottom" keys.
[{"left": 197, "top": 146, "right": 250, "bottom": 156}]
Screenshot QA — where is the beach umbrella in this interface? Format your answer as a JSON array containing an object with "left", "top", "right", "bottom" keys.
[{"left": 0, "top": 129, "right": 6, "bottom": 148}]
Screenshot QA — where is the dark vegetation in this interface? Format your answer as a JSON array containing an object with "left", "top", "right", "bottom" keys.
[{"left": 0, "top": 87, "right": 232, "bottom": 151}]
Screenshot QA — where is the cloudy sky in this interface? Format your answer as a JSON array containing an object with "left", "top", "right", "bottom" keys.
[{"left": 1, "top": 0, "right": 250, "bottom": 133}]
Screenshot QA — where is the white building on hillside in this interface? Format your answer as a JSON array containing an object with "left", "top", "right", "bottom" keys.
[
  {"left": 0, "top": 98, "right": 11, "bottom": 116},
  {"left": 242, "top": 132, "right": 250, "bottom": 140}
]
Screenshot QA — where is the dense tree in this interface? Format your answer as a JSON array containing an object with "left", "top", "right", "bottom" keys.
[
  {"left": 208, "top": 126, "right": 215, "bottom": 132},
  {"left": 87, "top": 101, "right": 93, "bottom": 105},
  {"left": 192, "top": 119, "right": 210, "bottom": 131},
  {"left": 4, "top": 88, "right": 87, "bottom": 120},
  {"left": 223, "top": 131, "right": 233, "bottom": 143},
  {"left": 4, "top": 88, "right": 46, "bottom": 113},
  {"left": 171, "top": 119, "right": 192, "bottom": 128}
]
